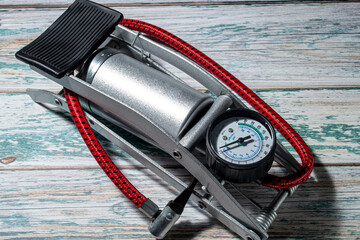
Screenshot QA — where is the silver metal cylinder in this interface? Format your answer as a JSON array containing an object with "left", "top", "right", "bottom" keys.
[{"left": 83, "top": 48, "right": 213, "bottom": 142}]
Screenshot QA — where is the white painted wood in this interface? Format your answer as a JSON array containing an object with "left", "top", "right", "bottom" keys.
[
  {"left": 0, "top": 0, "right": 332, "bottom": 6},
  {"left": 0, "top": 166, "right": 359, "bottom": 239},
  {"left": 0, "top": 89, "right": 359, "bottom": 170},
  {"left": 1, "top": 1, "right": 360, "bottom": 239},
  {"left": 1, "top": 3, "right": 359, "bottom": 91}
]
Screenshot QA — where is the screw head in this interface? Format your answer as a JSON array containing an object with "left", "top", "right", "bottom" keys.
[
  {"left": 173, "top": 150, "right": 182, "bottom": 159},
  {"left": 198, "top": 201, "right": 206, "bottom": 209},
  {"left": 54, "top": 98, "right": 62, "bottom": 106}
]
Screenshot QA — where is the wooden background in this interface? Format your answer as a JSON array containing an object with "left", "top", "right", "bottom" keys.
[{"left": 1, "top": 0, "right": 359, "bottom": 239}]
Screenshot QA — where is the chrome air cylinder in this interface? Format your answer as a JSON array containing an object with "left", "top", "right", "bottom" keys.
[{"left": 81, "top": 48, "right": 213, "bottom": 144}]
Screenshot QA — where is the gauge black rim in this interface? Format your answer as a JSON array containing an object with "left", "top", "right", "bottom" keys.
[{"left": 206, "top": 109, "right": 276, "bottom": 170}]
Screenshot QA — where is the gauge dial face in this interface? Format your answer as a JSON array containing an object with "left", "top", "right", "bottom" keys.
[{"left": 210, "top": 116, "right": 274, "bottom": 166}]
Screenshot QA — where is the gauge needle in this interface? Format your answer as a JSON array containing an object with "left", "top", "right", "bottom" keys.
[
  {"left": 219, "top": 135, "right": 251, "bottom": 149},
  {"left": 222, "top": 139, "right": 254, "bottom": 152}
]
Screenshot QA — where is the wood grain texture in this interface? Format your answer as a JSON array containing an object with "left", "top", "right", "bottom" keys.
[
  {"left": 1, "top": 0, "right": 356, "bottom": 8},
  {"left": 0, "top": 89, "right": 359, "bottom": 238},
  {"left": 1, "top": 0, "right": 360, "bottom": 239},
  {"left": 0, "top": 163, "right": 359, "bottom": 239},
  {"left": 1, "top": 89, "right": 359, "bottom": 169},
  {"left": 1, "top": 3, "right": 360, "bottom": 91}
]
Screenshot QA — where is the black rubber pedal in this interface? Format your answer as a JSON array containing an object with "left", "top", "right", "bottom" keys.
[{"left": 16, "top": 0, "right": 123, "bottom": 78}]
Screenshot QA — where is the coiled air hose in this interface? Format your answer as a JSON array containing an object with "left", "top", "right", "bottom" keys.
[
  {"left": 120, "top": 19, "right": 313, "bottom": 189},
  {"left": 64, "top": 19, "right": 314, "bottom": 211}
]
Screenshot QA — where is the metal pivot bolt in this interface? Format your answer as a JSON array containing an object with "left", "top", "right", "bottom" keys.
[
  {"left": 173, "top": 150, "right": 182, "bottom": 159},
  {"left": 201, "top": 180, "right": 225, "bottom": 202},
  {"left": 54, "top": 98, "right": 62, "bottom": 106},
  {"left": 198, "top": 201, "right": 207, "bottom": 209}
]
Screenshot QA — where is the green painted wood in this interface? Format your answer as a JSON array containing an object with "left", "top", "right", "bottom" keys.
[
  {"left": 1, "top": 3, "right": 360, "bottom": 91},
  {"left": 0, "top": 0, "right": 352, "bottom": 7},
  {"left": 0, "top": 89, "right": 359, "bottom": 238},
  {"left": 0, "top": 166, "right": 359, "bottom": 239},
  {"left": 1, "top": 1, "right": 360, "bottom": 239},
  {"left": 1, "top": 89, "right": 359, "bottom": 169}
]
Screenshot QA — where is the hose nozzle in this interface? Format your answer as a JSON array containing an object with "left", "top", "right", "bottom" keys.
[{"left": 148, "top": 179, "right": 197, "bottom": 239}]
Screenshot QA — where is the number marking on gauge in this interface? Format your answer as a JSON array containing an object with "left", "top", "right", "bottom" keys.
[
  {"left": 211, "top": 117, "right": 274, "bottom": 165},
  {"left": 206, "top": 109, "right": 276, "bottom": 183},
  {"left": 219, "top": 124, "right": 262, "bottom": 162},
  {"left": 238, "top": 122, "right": 264, "bottom": 140}
]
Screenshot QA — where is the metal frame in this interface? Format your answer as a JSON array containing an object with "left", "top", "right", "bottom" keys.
[
  {"left": 26, "top": 25, "right": 304, "bottom": 240},
  {"left": 112, "top": 25, "right": 301, "bottom": 173}
]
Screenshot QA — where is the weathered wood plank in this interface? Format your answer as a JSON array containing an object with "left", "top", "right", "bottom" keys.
[
  {"left": 1, "top": 3, "right": 359, "bottom": 91},
  {"left": 0, "top": 0, "right": 352, "bottom": 7},
  {"left": 0, "top": 166, "right": 359, "bottom": 239},
  {"left": 0, "top": 88, "right": 359, "bottom": 170},
  {"left": 1, "top": 2, "right": 359, "bottom": 239}
]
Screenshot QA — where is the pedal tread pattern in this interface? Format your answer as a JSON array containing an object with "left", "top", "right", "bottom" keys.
[{"left": 16, "top": 0, "right": 122, "bottom": 78}]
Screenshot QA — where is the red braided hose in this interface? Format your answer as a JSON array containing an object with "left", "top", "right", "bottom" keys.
[
  {"left": 120, "top": 19, "right": 313, "bottom": 189},
  {"left": 64, "top": 88, "right": 146, "bottom": 207}
]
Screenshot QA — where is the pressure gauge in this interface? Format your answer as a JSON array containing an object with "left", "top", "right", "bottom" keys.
[{"left": 206, "top": 109, "right": 276, "bottom": 183}]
